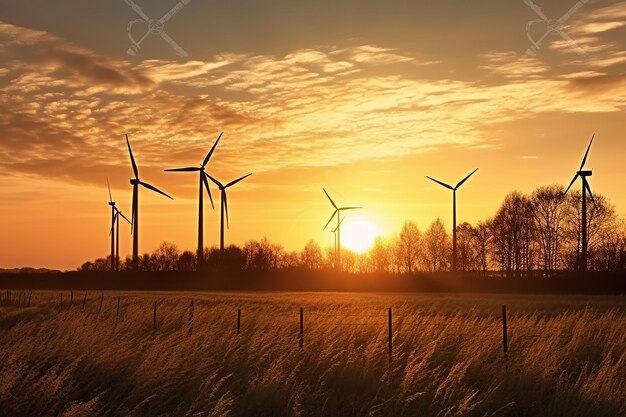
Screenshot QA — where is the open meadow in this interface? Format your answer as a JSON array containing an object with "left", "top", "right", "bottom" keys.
[{"left": 0, "top": 291, "right": 625, "bottom": 417}]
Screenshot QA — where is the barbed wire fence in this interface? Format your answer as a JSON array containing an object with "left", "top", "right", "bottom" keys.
[{"left": 1, "top": 289, "right": 625, "bottom": 365}]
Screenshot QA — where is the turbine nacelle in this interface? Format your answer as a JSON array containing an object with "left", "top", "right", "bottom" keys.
[
  {"left": 130, "top": 178, "right": 140, "bottom": 185},
  {"left": 577, "top": 170, "right": 592, "bottom": 177}
]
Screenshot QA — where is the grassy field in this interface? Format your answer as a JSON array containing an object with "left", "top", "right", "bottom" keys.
[{"left": 0, "top": 291, "right": 625, "bottom": 416}]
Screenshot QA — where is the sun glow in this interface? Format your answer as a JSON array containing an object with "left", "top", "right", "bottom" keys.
[{"left": 340, "top": 218, "right": 381, "bottom": 254}]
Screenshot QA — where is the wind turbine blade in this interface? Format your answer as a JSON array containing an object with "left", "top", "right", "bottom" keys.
[
  {"left": 139, "top": 181, "right": 174, "bottom": 200},
  {"left": 225, "top": 173, "right": 252, "bottom": 188},
  {"left": 323, "top": 210, "right": 337, "bottom": 230},
  {"left": 224, "top": 191, "right": 230, "bottom": 229},
  {"left": 339, "top": 207, "right": 362, "bottom": 211},
  {"left": 323, "top": 188, "right": 337, "bottom": 209},
  {"left": 202, "top": 132, "right": 223, "bottom": 167},
  {"left": 118, "top": 212, "right": 131, "bottom": 224},
  {"left": 564, "top": 174, "right": 579, "bottom": 194},
  {"left": 456, "top": 168, "right": 479, "bottom": 189},
  {"left": 164, "top": 167, "right": 200, "bottom": 172},
  {"left": 125, "top": 134, "right": 139, "bottom": 179},
  {"left": 426, "top": 176, "right": 454, "bottom": 190},
  {"left": 580, "top": 133, "right": 595, "bottom": 170},
  {"left": 206, "top": 174, "right": 223, "bottom": 188},
  {"left": 202, "top": 172, "right": 214, "bottom": 209},
  {"left": 584, "top": 179, "right": 596, "bottom": 207},
  {"left": 107, "top": 178, "right": 113, "bottom": 203}
]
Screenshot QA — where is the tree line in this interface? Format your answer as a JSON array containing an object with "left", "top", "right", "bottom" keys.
[{"left": 80, "top": 185, "right": 626, "bottom": 276}]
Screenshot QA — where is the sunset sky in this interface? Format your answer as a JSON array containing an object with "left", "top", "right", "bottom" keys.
[{"left": 0, "top": 0, "right": 625, "bottom": 270}]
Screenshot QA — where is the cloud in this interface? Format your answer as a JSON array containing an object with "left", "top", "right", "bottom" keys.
[
  {"left": 0, "top": 22, "right": 156, "bottom": 95},
  {"left": 0, "top": 19, "right": 625, "bottom": 191}
]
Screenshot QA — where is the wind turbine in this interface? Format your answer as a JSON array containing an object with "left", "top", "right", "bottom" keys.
[
  {"left": 322, "top": 188, "right": 361, "bottom": 271},
  {"left": 426, "top": 168, "right": 479, "bottom": 273},
  {"left": 165, "top": 132, "right": 222, "bottom": 269},
  {"left": 206, "top": 173, "right": 252, "bottom": 251},
  {"left": 331, "top": 215, "right": 346, "bottom": 263},
  {"left": 125, "top": 134, "right": 173, "bottom": 271},
  {"left": 564, "top": 134, "right": 596, "bottom": 272},
  {"left": 107, "top": 179, "right": 131, "bottom": 271}
]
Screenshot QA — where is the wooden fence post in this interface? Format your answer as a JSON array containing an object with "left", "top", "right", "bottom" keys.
[
  {"left": 28, "top": 291, "right": 32, "bottom": 307},
  {"left": 502, "top": 305, "right": 508, "bottom": 360},
  {"left": 388, "top": 307, "right": 393, "bottom": 362},
  {"left": 153, "top": 301, "right": 157, "bottom": 330},
  {"left": 98, "top": 293, "right": 104, "bottom": 314},
  {"left": 188, "top": 300, "right": 194, "bottom": 336},
  {"left": 60, "top": 293, "right": 63, "bottom": 308},
  {"left": 237, "top": 309, "right": 241, "bottom": 335},
  {"left": 116, "top": 297, "right": 120, "bottom": 323},
  {"left": 299, "top": 307, "right": 304, "bottom": 350},
  {"left": 82, "top": 291, "right": 87, "bottom": 310},
  {"left": 70, "top": 291, "right": 73, "bottom": 307}
]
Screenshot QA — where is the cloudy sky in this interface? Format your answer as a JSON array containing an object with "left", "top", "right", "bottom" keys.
[{"left": 0, "top": 0, "right": 625, "bottom": 269}]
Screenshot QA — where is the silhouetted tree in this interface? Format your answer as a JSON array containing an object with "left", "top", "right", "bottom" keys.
[
  {"left": 397, "top": 221, "right": 421, "bottom": 273},
  {"left": 206, "top": 245, "right": 246, "bottom": 270},
  {"left": 150, "top": 242, "right": 180, "bottom": 271},
  {"left": 177, "top": 251, "right": 196, "bottom": 271},
  {"left": 80, "top": 259, "right": 110, "bottom": 271},
  {"left": 456, "top": 222, "right": 477, "bottom": 272},
  {"left": 531, "top": 185, "right": 566, "bottom": 276},
  {"left": 471, "top": 220, "right": 491, "bottom": 275},
  {"left": 280, "top": 251, "right": 300, "bottom": 269},
  {"left": 370, "top": 237, "right": 392, "bottom": 273},
  {"left": 424, "top": 218, "right": 449, "bottom": 272},
  {"left": 300, "top": 240, "right": 324, "bottom": 270},
  {"left": 243, "top": 238, "right": 284, "bottom": 270},
  {"left": 562, "top": 191, "right": 617, "bottom": 271},
  {"left": 139, "top": 254, "right": 153, "bottom": 271},
  {"left": 491, "top": 192, "right": 536, "bottom": 277}
]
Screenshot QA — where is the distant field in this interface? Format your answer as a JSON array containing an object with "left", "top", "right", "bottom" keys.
[{"left": 1, "top": 291, "right": 625, "bottom": 416}]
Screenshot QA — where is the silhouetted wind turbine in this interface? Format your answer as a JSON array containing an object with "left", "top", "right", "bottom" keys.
[
  {"left": 564, "top": 134, "right": 596, "bottom": 272},
  {"left": 165, "top": 132, "right": 222, "bottom": 269},
  {"left": 323, "top": 189, "right": 361, "bottom": 271},
  {"left": 107, "top": 179, "right": 131, "bottom": 271},
  {"left": 427, "top": 168, "right": 479, "bottom": 273},
  {"left": 125, "top": 134, "right": 173, "bottom": 271},
  {"left": 331, "top": 215, "right": 346, "bottom": 263},
  {"left": 206, "top": 173, "right": 252, "bottom": 251}
]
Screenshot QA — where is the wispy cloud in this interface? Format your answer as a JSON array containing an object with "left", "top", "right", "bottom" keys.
[{"left": 0, "top": 19, "right": 624, "bottom": 191}]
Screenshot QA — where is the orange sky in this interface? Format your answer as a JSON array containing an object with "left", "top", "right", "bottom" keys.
[{"left": 0, "top": 0, "right": 625, "bottom": 269}]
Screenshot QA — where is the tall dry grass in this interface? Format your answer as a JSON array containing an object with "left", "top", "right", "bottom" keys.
[{"left": 0, "top": 291, "right": 624, "bottom": 416}]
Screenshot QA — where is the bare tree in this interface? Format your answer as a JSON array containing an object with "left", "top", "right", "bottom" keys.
[
  {"left": 397, "top": 221, "right": 421, "bottom": 273},
  {"left": 456, "top": 222, "right": 477, "bottom": 272},
  {"left": 471, "top": 220, "right": 491, "bottom": 275},
  {"left": 243, "top": 238, "right": 285, "bottom": 270},
  {"left": 491, "top": 192, "right": 536, "bottom": 277},
  {"left": 532, "top": 185, "right": 566, "bottom": 276},
  {"left": 424, "top": 218, "right": 449, "bottom": 272},
  {"left": 300, "top": 240, "right": 324, "bottom": 270},
  {"left": 177, "top": 251, "right": 196, "bottom": 271},
  {"left": 370, "top": 237, "right": 392, "bottom": 273},
  {"left": 561, "top": 191, "right": 617, "bottom": 271},
  {"left": 151, "top": 242, "right": 181, "bottom": 271}
]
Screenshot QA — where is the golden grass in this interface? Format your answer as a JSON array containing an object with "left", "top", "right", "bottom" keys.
[{"left": 0, "top": 291, "right": 625, "bottom": 416}]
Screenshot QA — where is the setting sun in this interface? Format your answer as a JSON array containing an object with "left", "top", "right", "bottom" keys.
[{"left": 341, "top": 218, "right": 381, "bottom": 254}]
